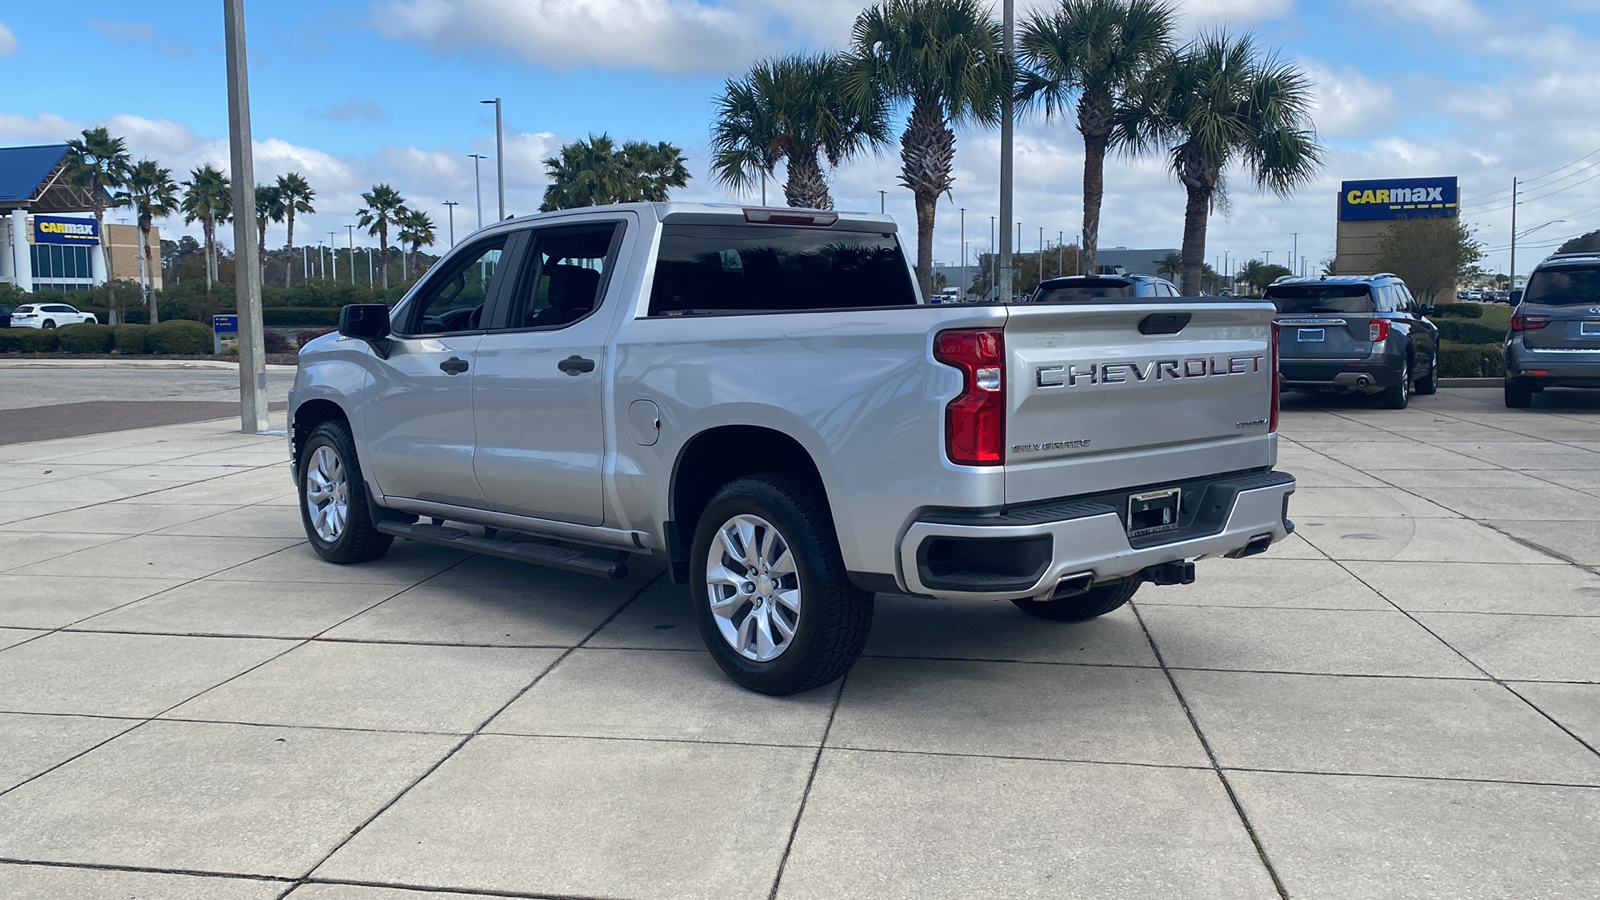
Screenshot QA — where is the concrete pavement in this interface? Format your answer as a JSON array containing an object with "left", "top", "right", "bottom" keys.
[{"left": 0, "top": 389, "right": 1597, "bottom": 899}]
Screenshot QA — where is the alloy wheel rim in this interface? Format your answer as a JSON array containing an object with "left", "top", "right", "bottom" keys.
[
  {"left": 705, "top": 514, "right": 801, "bottom": 662},
  {"left": 305, "top": 445, "right": 350, "bottom": 543}
]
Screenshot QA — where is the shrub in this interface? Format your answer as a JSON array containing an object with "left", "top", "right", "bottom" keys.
[
  {"left": 263, "top": 331, "right": 293, "bottom": 354},
  {"left": 0, "top": 329, "right": 60, "bottom": 352},
  {"left": 1434, "top": 320, "right": 1504, "bottom": 345},
  {"left": 295, "top": 328, "right": 336, "bottom": 348},
  {"left": 1437, "top": 342, "right": 1504, "bottom": 378},
  {"left": 145, "top": 320, "right": 214, "bottom": 355},
  {"left": 263, "top": 307, "right": 341, "bottom": 326},
  {"left": 1432, "top": 302, "right": 1483, "bottom": 319},
  {"left": 114, "top": 324, "right": 151, "bottom": 354},
  {"left": 56, "top": 323, "right": 116, "bottom": 354}
]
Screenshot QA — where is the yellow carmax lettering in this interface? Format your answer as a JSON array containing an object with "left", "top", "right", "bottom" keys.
[
  {"left": 1361, "top": 190, "right": 1377, "bottom": 204},
  {"left": 1376, "top": 190, "right": 1389, "bottom": 203},
  {"left": 1347, "top": 190, "right": 1362, "bottom": 204}
]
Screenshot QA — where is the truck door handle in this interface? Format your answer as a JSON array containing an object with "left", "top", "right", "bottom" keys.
[
  {"left": 559, "top": 355, "right": 596, "bottom": 376},
  {"left": 439, "top": 357, "right": 469, "bottom": 375}
]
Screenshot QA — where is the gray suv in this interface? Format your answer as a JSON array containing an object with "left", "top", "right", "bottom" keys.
[
  {"left": 1265, "top": 274, "right": 1440, "bottom": 409},
  {"left": 1504, "top": 253, "right": 1600, "bottom": 407},
  {"left": 1030, "top": 274, "right": 1182, "bottom": 301}
]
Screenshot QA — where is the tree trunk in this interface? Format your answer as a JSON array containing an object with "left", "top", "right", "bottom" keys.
[
  {"left": 203, "top": 219, "right": 215, "bottom": 294},
  {"left": 258, "top": 223, "right": 268, "bottom": 279},
  {"left": 96, "top": 205, "right": 119, "bottom": 326},
  {"left": 379, "top": 230, "right": 390, "bottom": 290},
  {"left": 1180, "top": 183, "right": 1210, "bottom": 297},
  {"left": 783, "top": 153, "right": 832, "bottom": 210},
  {"left": 899, "top": 98, "right": 956, "bottom": 302},
  {"left": 1081, "top": 133, "right": 1108, "bottom": 276},
  {"left": 285, "top": 213, "right": 296, "bottom": 286},
  {"left": 141, "top": 223, "right": 160, "bottom": 325}
]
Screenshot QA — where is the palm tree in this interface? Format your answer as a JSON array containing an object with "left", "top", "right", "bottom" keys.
[
  {"left": 65, "top": 127, "right": 130, "bottom": 322},
  {"left": 358, "top": 184, "right": 406, "bottom": 289},
  {"left": 275, "top": 172, "right": 315, "bottom": 286},
  {"left": 1157, "top": 250, "right": 1182, "bottom": 280},
  {"left": 254, "top": 184, "right": 285, "bottom": 282},
  {"left": 1119, "top": 32, "right": 1323, "bottom": 295},
  {"left": 847, "top": 0, "right": 1010, "bottom": 300},
  {"left": 1019, "top": 0, "right": 1176, "bottom": 275},
  {"left": 711, "top": 53, "right": 890, "bottom": 210},
  {"left": 397, "top": 208, "right": 436, "bottom": 280},
  {"left": 540, "top": 135, "right": 692, "bottom": 211},
  {"left": 113, "top": 159, "right": 179, "bottom": 324},
  {"left": 181, "top": 164, "right": 233, "bottom": 293}
]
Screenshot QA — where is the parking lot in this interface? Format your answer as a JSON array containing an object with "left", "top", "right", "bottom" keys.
[{"left": 0, "top": 382, "right": 1597, "bottom": 900}]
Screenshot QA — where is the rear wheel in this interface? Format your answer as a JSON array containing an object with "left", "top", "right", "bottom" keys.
[
  {"left": 690, "top": 474, "right": 873, "bottom": 696},
  {"left": 297, "top": 420, "right": 393, "bottom": 563},
  {"left": 1504, "top": 381, "right": 1534, "bottom": 408},
  {"left": 42, "top": 320, "right": 55, "bottom": 329},
  {"left": 1011, "top": 578, "right": 1140, "bottom": 622},
  {"left": 1414, "top": 350, "right": 1439, "bottom": 395},
  {"left": 1380, "top": 356, "right": 1411, "bottom": 409}
]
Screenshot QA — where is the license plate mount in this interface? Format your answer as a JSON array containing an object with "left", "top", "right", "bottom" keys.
[
  {"left": 1582, "top": 321, "right": 1600, "bottom": 336},
  {"left": 1128, "top": 489, "right": 1182, "bottom": 538},
  {"left": 1297, "top": 328, "right": 1325, "bottom": 342}
]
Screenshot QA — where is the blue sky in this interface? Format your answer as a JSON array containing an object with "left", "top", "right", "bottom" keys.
[{"left": 4, "top": 0, "right": 1600, "bottom": 276}]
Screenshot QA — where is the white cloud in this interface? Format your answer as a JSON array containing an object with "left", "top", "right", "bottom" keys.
[
  {"left": 85, "top": 17, "right": 193, "bottom": 57},
  {"left": 1354, "top": 0, "right": 1490, "bottom": 35},
  {"left": 1177, "top": 0, "right": 1295, "bottom": 27},
  {"left": 1299, "top": 61, "right": 1395, "bottom": 138},
  {"left": 0, "top": 21, "right": 15, "bottom": 56}
]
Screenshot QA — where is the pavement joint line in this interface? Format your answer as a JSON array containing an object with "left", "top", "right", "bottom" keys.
[
  {"left": 1135, "top": 600, "right": 1600, "bottom": 616},
  {"left": 766, "top": 670, "right": 846, "bottom": 900},
  {"left": 0, "top": 857, "right": 292, "bottom": 887},
  {"left": 1130, "top": 600, "right": 1291, "bottom": 900},
  {"left": 291, "top": 874, "right": 638, "bottom": 900},
  {"left": 1215, "top": 765, "right": 1600, "bottom": 790},
  {"left": 282, "top": 571, "right": 663, "bottom": 892},
  {"left": 0, "top": 454, "right": 289, "bottom": 530}
]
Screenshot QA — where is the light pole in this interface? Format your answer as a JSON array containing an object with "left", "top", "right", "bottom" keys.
[
  {"left": 989, "top": 216, "right": 996, "bottom": 299},
  {"left": 959, "top": 207, "right": 966, "bottom": 298},
  {"left": 345, "top": 225, "right": 356, "bottom": 285},
  {"left": 443, "top": 201, "right": 459, "bottom": 247},
  {"left": 224, "top": 0, "right": 266, "bottom": 433},
  {"left": 879, "top": 190, "right": 886, "bottom": 214},
  {"left": 1291, "top": 232, "right": 1299, "bottom": 274},
  {"left": 481, "top": 98, "right": 505, "bottom": 220},
  {"left": 468, "top": 153, "right": 486, "bottom": 229},
  {"left": 997, "top": 0, "right": 1015, "bottom": 303},
  {"left": 328, "top": 232, "right": 337, "bottom": 281},
  {"left": 1058, "top": 230, "right": 1064, "bottom": 279},
  {"left": 1263, "top": 250, "right": 1271, "bottom": 267},
  {"left": 317, "top": 240, "right": 325, "bottom": 279}
]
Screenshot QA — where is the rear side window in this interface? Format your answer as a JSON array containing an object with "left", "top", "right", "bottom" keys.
[
  {"left": 1033, "top": 279, "right": 1136, "bottom": 302},
  {"left": 1523, "top": 266, "right": 1600, "bottom": 306},
  {"left": 648, "top": 224, "right": 916, "bottom": 316},
  {"left": 15, "top": 306, "right": 35, "bottom": 313},
  {"left": 1265, "top": 284, "right": 1375, "bottom": 315}
]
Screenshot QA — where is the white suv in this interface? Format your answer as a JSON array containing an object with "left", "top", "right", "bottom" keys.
[{"left": 9, "top": 304, "right": 98, "bottom": 329}]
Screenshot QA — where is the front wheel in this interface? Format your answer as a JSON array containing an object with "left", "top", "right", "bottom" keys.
[
  {"left": 1011, "top": 578, "right": 1140, "bottom": 622},
  {"left": 690, "top": 474, "right": 873, "bottom": 696},
  {"left": 297, "top": 420, "right": 393, "bottom": 564}
]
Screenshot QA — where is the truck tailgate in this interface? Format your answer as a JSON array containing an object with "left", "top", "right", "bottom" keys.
[{"left": 1003, "top": 302, "right": 1277, "bottom": 504}]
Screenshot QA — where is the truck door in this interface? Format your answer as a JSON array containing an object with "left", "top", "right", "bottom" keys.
[
  {"left": 361, "top": 233, "right": 514, "bottom": 508},
  {"left": 471, "top": 219, "right": 630, "bottom": 527}
]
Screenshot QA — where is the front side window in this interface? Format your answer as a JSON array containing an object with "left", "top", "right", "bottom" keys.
[
  {"left": 1523, "top": 265, "right": 1600, "bottom": 306},
  {"left": 1266, "top": 284, "right": 1375, "bottom": 315},
  {"left": 503, "top": 223, "right": 621, "bottom": 330},
  {"left": 404, "top": 237, "right": 507, "bottom": 334},
  {"left": 648, "top": 223, "right": 917, "bottom": 315}
]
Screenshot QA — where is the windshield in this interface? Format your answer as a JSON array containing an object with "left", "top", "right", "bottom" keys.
[
  {"left": 1265, "top": 284, "right": 1374, "bottom": 315},
  {"left": 1522, "top": 265, "right": 1600, "bottom": 306},
  {"left": 1032, "top": 279, "right": 1136, "bottom": 303}
]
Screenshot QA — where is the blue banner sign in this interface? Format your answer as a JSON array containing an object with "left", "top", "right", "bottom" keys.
[
  {"left": 213, "top": 315, "right": 239, "bottom": 334},
  {"left": 1339, "top": 177, "right": 1459, "bottom": 222},
  {"left": 33, "top": 215, "right": 100, "bottom": 245}
]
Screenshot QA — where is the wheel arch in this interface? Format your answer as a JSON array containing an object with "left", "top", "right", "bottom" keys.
[{"left": 290, "top": 398, "right": 350, "bottom": 465}]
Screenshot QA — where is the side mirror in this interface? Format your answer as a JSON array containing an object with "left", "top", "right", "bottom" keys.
[
  {"left": 1420, "top": 304, "right": 1434, "bottom": 316},
  {"left": 339, "top": 304, "right": 392, "bottom": 358}
]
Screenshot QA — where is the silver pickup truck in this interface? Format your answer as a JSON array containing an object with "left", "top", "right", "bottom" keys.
[{"left": 289, "top": 202, "right": 1295, "bottom": 695}]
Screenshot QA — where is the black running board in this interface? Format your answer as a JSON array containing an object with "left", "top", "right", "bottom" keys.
[{"left": 375, "top": 521, "right": 630, "bottom": 580}]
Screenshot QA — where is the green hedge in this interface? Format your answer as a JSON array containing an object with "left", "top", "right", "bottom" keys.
[
  {"left": 1432, "top": 303, "right": 1483, "bottom": 319},
  {"left": 0, "top": 329, "right": 59, "bottom": 352},
  {"left": 145, "top": 320, "right": 213, "bottom": 355},
  {"left": 1435, "top": 320, "right": 1505, "bottom": 345},
  {"left": 56, "top": 323, "right": 116, "bottom": 353},
  {"left": 114, "top": 324, "right": 150, "bottom": 354},
  {"left": 263, "top": 307, "right": 341, "bottom": 326},
  {"left": 1438, "top": 342, "right": 1505, "bottom": 378}
]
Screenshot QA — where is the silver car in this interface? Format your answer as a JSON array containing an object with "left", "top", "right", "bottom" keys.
[{"left": 1505, "top": 253, "right": 1600, "bottom": 407}]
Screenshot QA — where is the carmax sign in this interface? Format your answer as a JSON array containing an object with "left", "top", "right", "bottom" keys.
[
  {"left": 1339, "top": 176, "right": 1459, "bottom": 222},
  {"left": 33, "top": 215, "right": 100, "bottom": 245}
]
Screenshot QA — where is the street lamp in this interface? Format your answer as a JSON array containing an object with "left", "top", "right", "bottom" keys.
[
  {"left": 879, "top": 190, "right": 886, "bottom": 214},
  {"left": 989, "top": 216, "right": 996, "bottom": 299},
  {"left": 468, "top": 153, "right": 487, "bottom": 229},
  {"left": 443, "top": 201, "right": 459, "bottom": 247},
  {"left": 316, "top": 240, "right": 325, "bottom": 279},
  {"left": 345, "top": 225, "right": 356, "bottom": 285},
  {"left": 480, "top": 98, "right": 505, "bottom": 220},
  {"left": 328, "top": 232, "right": 337, "bottom": 281}
]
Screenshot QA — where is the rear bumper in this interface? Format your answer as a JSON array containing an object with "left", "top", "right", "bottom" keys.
[
  {"left": 898, "top": 470, "right": 1296, "bottom": 601},
  {"left": 1506, "top": 344, "right": 1600, "bottom": 385},
  {"left": 1280, "top": 356, "right": 1402, "bottom": 393}
]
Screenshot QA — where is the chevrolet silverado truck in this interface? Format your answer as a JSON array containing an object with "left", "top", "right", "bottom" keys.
[{"left": 289, "top": 202, "right": 1296, "bottom": 695}]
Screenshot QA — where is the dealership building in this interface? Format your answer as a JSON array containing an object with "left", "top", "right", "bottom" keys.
[
  {"left": 1334, "top": 175, "right": 1459, "bottom": 275},
  {"left": 0, "top": 143, "right": 160, "bottom": 294}
]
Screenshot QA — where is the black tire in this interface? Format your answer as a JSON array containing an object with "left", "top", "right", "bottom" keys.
[
  {"left": 1011, "top": 577, "right": 1140, "bottom": 622},
  {"left": 42, "top": 320, "right": 55, "bottom": 329},
  {"left": 1504, "top": 381, "right": 1534, "bottom": 408},
  {"left": 689, "top": 473, "right": 873, "bottom": 696},
  {"left": 1414, "top": 350, "right": 1439, "bottom": 395},
  {"left": 1380, "top": 356, "right": 1411, "bottom": 409},
  {"left": 297, "top": 420, "right": 393, "bottom": 564}
]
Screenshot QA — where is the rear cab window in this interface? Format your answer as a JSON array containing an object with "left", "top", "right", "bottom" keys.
[
  {"left": 1523, "top": 265, "right": 1600, "bottom": 306},
  {"left": 1265, "top": 284, "right": 1375, "bottom": 315},
  {"left": 1032, "top": 279, "right": 1136, "bottom": 303},
  {"left": 647, "top": 219, "right": 917, "bottom": 316}
]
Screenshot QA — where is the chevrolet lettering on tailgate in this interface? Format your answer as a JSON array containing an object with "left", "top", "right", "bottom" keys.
[{"left": 1036, "top": 354, "right": 1266, "bottom": 388}]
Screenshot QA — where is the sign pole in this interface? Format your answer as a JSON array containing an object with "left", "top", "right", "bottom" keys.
[{"left": 224, "top": 0, "right": 269, "bottom": 434}]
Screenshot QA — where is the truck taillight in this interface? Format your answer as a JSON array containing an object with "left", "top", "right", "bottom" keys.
[
  {"left": 1511, "top": 313, "right": 1550, "bottom": 331},
  {"left": 1270, "top": 321, "right": 1281, "bottom": 433},
  {"left": 1369, "top": 319, "right": 1391, "bottom": 342},
  {"left": 934, "top": 328, "right": 1005, "bottom": 466}
]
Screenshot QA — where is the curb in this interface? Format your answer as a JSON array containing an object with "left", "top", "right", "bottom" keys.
[{"left": 1439, "top": 378, "right": 1501, "bottom": 389}]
